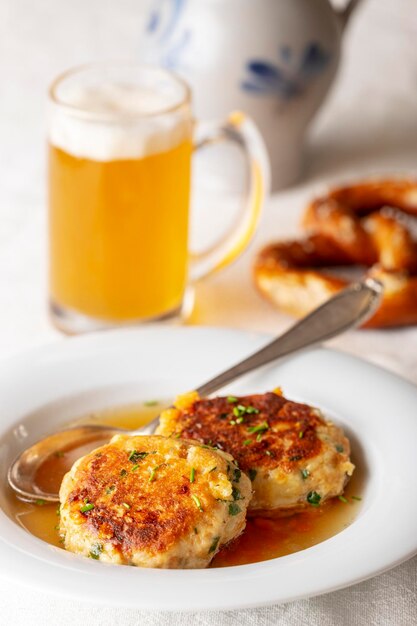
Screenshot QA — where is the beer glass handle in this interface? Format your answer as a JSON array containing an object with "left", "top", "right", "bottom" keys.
[{"left": 189, "top": 111, "right": 270, "bottom": 282}]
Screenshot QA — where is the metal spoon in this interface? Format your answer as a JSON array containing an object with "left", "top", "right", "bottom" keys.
[{"left": 8, "top": 278, "right": 383, "bottom": 503}]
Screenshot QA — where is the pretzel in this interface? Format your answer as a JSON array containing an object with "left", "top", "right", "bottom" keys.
[{"left": 254, "top": 180, "right": 417, "bottom": 328}]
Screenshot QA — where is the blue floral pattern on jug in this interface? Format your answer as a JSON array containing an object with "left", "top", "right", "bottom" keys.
[
  {"left": 242, "top": 42, "right": 331, "bottom": 99},
  {"left": 145, "top": 0, "right": 190, "bottom": 70}
]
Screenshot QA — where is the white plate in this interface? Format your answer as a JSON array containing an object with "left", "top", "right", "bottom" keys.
[{"left": 0, "top": 326, "right": 416, "bottom": 611}]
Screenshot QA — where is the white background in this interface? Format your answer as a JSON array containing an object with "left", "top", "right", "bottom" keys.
[{"left": 1, "top": 0, "right": 416, "bottom": 624}]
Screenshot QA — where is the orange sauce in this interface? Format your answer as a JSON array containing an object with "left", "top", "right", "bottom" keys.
[
  {"left": 7, "top": 403, "right": 362, "bottom": 566},
  {"left": 213, "top": 481, "right": 361, "bottom": 567}
]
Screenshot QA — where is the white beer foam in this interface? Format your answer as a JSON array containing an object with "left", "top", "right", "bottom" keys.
[{"left": 49, "top": 83, "right": 191, "bottom": 161}]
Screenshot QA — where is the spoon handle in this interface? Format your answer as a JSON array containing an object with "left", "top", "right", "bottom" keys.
[{"left": 195, "top": 279, "right": 382, "bottom": 397}]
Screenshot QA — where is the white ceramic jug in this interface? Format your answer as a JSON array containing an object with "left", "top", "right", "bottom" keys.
[{"left": 139, "top": 0, "right": 362, "bottom": 190}]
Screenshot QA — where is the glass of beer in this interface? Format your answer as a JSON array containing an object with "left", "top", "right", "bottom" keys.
[{"left": 48, "top": 63, "right": 269, "bottom": 333}]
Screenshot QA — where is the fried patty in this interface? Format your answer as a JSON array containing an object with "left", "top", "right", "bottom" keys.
[
  {"left": 156, "top": 391, "right": 354, "bottom": 515},
  {"left": 59, "top": 434, "right": 251, "bottom": 568}
]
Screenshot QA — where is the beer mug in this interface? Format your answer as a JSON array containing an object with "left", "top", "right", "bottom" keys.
[{"left": 48, "top": 63, "right": 269, "bottom": 333}]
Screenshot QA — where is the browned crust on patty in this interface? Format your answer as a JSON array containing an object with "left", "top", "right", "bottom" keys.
[
  {"left": 160, "top": 392, "right": 325, "bottom": 474},
  {"left": 63, "top": 437, "right": 233, "bottom": 558}
]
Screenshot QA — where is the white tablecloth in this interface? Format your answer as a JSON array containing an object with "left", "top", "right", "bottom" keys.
[{"left": 0, "top": 0, "right": 416, "bottom": 623}]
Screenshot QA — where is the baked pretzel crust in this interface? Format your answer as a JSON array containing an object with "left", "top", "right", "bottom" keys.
[{"left": 254, "top": 180, "right": 417, "bottom": 328}]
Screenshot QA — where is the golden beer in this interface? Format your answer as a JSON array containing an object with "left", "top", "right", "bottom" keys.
[
  {"left": 49, "top": 139, "right": 192, "bottom": 321},
  {"left": 48, "top": 63, "right": 268, "bottom": 333}
]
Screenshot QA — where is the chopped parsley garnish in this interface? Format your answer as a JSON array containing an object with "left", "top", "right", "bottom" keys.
[
  {"left": 248, "top": 469, "right": 257, "bottom": 481},
  {"left": 148, "top": 465, "right": 160, "bottom": 483},
  {"left": 122, "top": 502, "right": 131, "bottom": 509},
  {"left": 191, "top": 494, "right": 203, "bottom": 512},
  {"left": 290, "top": 455, "right": 302, "bottom": 462},
  {"left": 307, "top": 491, "right": 321, "bottom": 507},
  {"left": 54, "top": 524, "right": 60, "bottom": 531},
  {"left": 208, "top": 466, "right": 217, "bottom": 473},
  {"left": 56, "top": 505, "right": 61, "bottom": 517},
  {"left": 248, "top": 421, "right": 269, "bottom": 434},
  {"left": 227, "top": 396, "right": 238, "bottom": 404},
  {"left": 80, "top": 500, "right": 95, "bottom": 513},
  {"left": 89, "top": 543, "right": 103, "bottom": 560},
  {"left": 299, "top": 431, "right": 304, "bottom": 439},
  {"left": 338, "top": 495, "right": 348, "bottom": 504},
  {"left": 228, "top": 502, "right": 241, "bottom": 516},
  {"left": 131, "top": 464, "right": 140, "bottom": 472},
  {"left": 232, "top": 486, "right": 243, "bottom": 501},
  {"left": 106, "top": 485, "right": 116, "bottom": 494},
  {"left": 35, "top": 499, "right": 45, "bottom": 506},
  {"left": 351, "top": 495, "right": 362, "bottom": 501},
  {"left": 128, "top": 450, "right": 149, "bottom": 463},
  {"left": 235, "top": 416, "right": 245, "bottom": 424},
  {"left": 233, "top": 467, "right": 241, "bottom": 482},
  {"left": 243, "top": 439, "right": 252, "bottom": 446},
  {"left": 265, "top": 450, "right": 272, "bottom": 457},
  {"left": 190, "top": 467, "right": 196, "bottom": 483},
  {"left": 300, "top": 469, "right": 310, "bottom": 480},
  {"left": 208, "top": 536, "right": 220, "bottom": 554},
  {"left": 120, "top": 469, "right": 127, "bottom": 477},
  {"left": 335, "top": 444, "right": 344, "bottom": 453},
  {"left": 143, "top": 400, "right": 159, "bottom": 407},
  {"left": 232, "top": 404, "right": 260, "bottom": 419}
]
